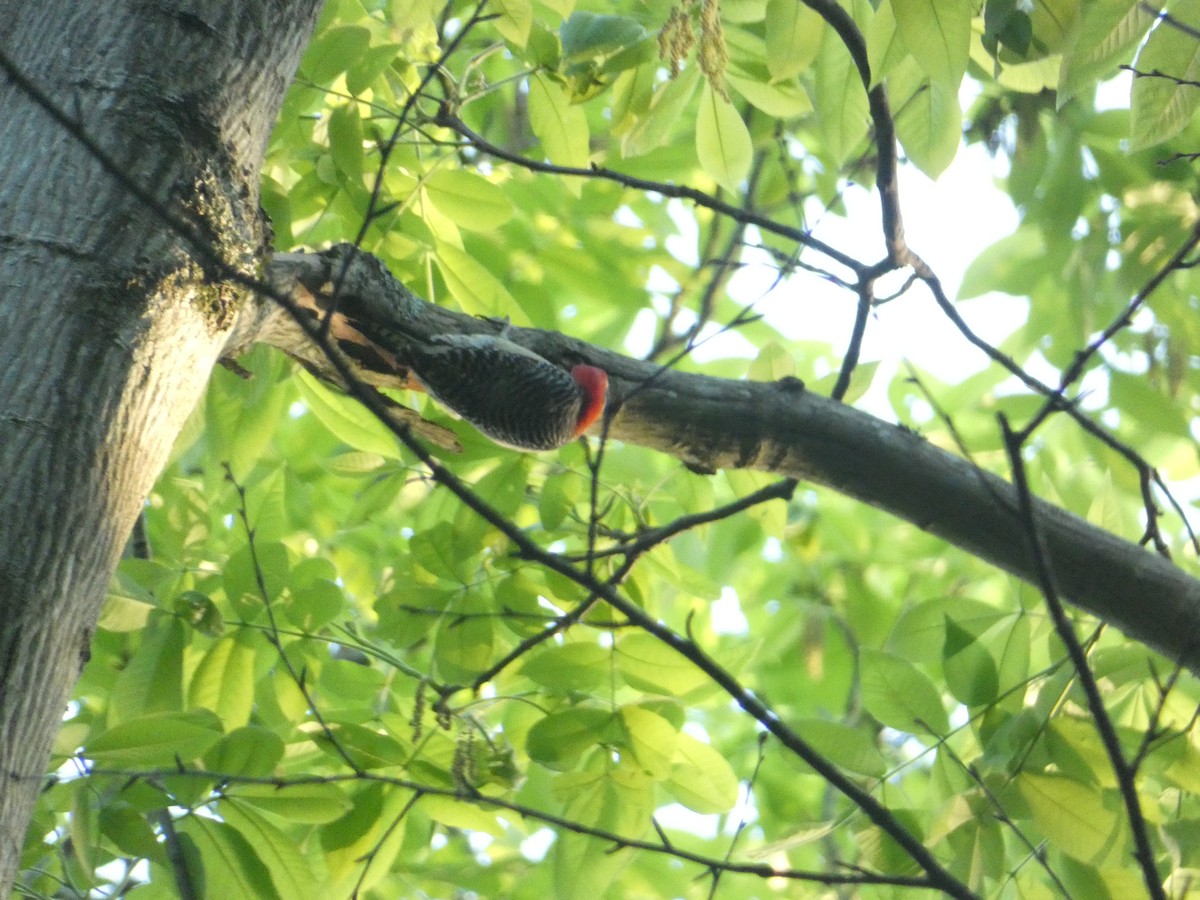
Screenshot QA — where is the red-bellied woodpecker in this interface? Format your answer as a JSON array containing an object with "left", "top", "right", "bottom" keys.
[{"left": 404, "top": 332, "right": 609, "bottom": 451}]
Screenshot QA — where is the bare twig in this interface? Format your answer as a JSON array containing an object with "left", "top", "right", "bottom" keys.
[{"left": 998, "top": 416, "right": 1165, "bottom": 900}]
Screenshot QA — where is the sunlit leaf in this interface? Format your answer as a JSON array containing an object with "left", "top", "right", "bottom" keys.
[
  {"left": 492, "top": 0, "right": 533, "bottom": 47},
  {"left": 892, "top": 0, "right": 971, "bottom": 88},
  {"left": 203, "top": 726, "right": 285, "bottom": 778},
  {"left": 764, "top": 0, "right": 823, "bottom": 80},
  {"left": 696, "top": 83, "right": 753, "bottom": 192},
  {"left": 1059, "top": 0, "right": 1156, "bottom": 106},
  {"left": 224, "top": 782, "right": 354, "bottom": 824},
  {"left": 294, "top": 368, "right": 404, "bottom": 459},
  {"left": 522, "top": 641, "right": 612, "bottom": 692},
  {"left": 860, "top": 648, "right": 949, "bottom": 735},
  {"left": 188, "top": 630, "right": 257, "bottom": 729},
  {"left": 177, "top": 815, "right": 281, "bottom": 900},
  {"left": 665, "top": 733, "right": 739, "bottom": 813},
  {"left": 620, "top": 705, "right": 677, "bottom": 778},
  {"left": 85, "top": 710, "right": 224, "bottom": 766},
  {"left": 1130, "top": 5, "right": 1200, "bottom": 149},
  {"left": 1015, "top": 773, "right": 1125, "bottom": 864},
  {"left": 327, "top": 103, "right": 363, "bottom": 180},
  {"left": 424, "top": 170, "right": 514, "bottom": 231},
  {"left": 220, "top": 801, "right": 325, "bottom": 900},
  {"left": 528, "top": 71, "right": 590, "bottom": 172},
  {"left": 616, "top": 633, "right": 711, "bottom": 696},
  {"left": 527, "top": 708, "right": 618, "bottom": 769}
]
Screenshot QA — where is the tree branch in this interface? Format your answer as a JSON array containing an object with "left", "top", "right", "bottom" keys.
[{"left": 260, "top": 245, "right": 1200, "bottom": 675}]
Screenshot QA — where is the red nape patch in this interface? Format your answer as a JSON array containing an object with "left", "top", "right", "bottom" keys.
[{"left": 570, "top": 365, "right": 609, "bottom": 435}]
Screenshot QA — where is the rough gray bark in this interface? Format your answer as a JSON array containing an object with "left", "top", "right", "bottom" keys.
[
  {"left": 262, "top": 247, "right": 1200, "bottom": 674},
  {"left": 0, "top": 1, "right": 320, "bottom": 892}
]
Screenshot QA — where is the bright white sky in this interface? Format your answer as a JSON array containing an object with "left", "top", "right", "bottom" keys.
[
  {"left": 680, "top": 74, "right": 1135, "bottom": 405},
  {"left": 632, "top": 138, "right": 1022, "bottom": 421},
  {"left": 740, "top": 142, "right": 1022, "bottom": 382}
]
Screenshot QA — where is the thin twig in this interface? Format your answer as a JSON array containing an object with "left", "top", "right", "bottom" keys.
[
  {"left": 223, "top": 464, "right": 364, "bottom": 775},
  {"left": 998, "top": 415, "right": 1165, "bottom": 900}
]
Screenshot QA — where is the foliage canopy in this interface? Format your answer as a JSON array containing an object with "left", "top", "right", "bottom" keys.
[{"left": 22, "top": 1, "right": 1200, "bottom": 898}]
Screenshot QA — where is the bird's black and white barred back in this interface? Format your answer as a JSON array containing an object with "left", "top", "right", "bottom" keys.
[{"left": 406, "top": 332, "right": 608, "bottom": 451}]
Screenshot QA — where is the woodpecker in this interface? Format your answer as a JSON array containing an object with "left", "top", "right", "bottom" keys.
[{"left": 404, "top": 331, "right": 609, "bottom": 451}]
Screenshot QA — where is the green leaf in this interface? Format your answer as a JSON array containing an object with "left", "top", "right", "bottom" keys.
[
  {"left": 561, "top": 12, "right": 647, "bottom": 62},
  {"left": 224, "top": 542, "right": 289, "bottom": 619},
  {"left": 1015, "top": 773, "right": 1124, "bottom": 864},
  {"left": 619, "top": 706, "right": 677, "bottom": 778},
  {"left": 860, "top": 648, "right": 949, "bottom": 734},
  {"left": 1110, "top": 370, "right": 1193, "bottom": 437},
  {"left": 420, "top": 795, "right": 507, "bottom": 834},
  {"left": 346, "top": 42, "right": 406, "bottom": 97},
  {"left": 107, "top": 615, "right": 187, "bottom": 724},
  {"left": 85, "top": 710, "right": 224, "bottom": 766},
  {"left": 612, "top": 62, "right": 657, "bottom": 130},
  {"left": 521, "top": 642, "right": 612, "bottom": 692},
  {"left": 764, "top": 0, "right": 823, "bottom": 80},
  {"left": 492, "top": 0, "right": 533, "bottom": 47},
  {"left": 696, "top": 82, "right": 754, "bottom": 192},
  {"left": 1059, "top": 0, "right": 1156, "bottom": 107},
  {"left": 177, "top": 814, "right": 280, "bottom": 900},
  {"left": 665, "top": 733, "right": 739, "bottom": 813},
  {"left": 538, "top": 470, "right": 582, "bottom": 530},
  {"left": 891, "top": 61, "right": 961, "bottom": 178},
  {"left": 1130, "top": 6, "right": 1200, "bottom": 150},
  {"left": 322, "top": 785, "right": 412, "bottom": 892},
  {"left": 552, "top": 764, "right": 642, "bottom": 899},
  {"left": 942, "top": 617, "right": 999, "bottom": 706},
  {"left": 302, "top": 26, "right": 371, "bottom": 84},
  {"left": 623, "top": 63, "right": 701, "bottom": 157},
  {"left": 423, "top": 170, "right": 514, "bottom": 231},
  {"left": 982, "top": 0, "right": 1032, "bottom": 58},
  {"left": 794, "top": 718, "right": 886, "bottom": 777},
  {"left": 294, "top": 368, "right": 404, "bottom": 459},
  {"left": 891, "top": 0, "right": 971, "bottom": 89},
  {"left": 315, "top": 723, "right": 407, "bottom": 769},
  {"left": 327, "top": 103, "right": 363, "bottom": 180},
  {"left": 527, "top": 708, "right": 618, "bottom": 769},
  {"left": 814, "top": 21, "right": 870, "bottom": 164},
  {"left": 318, "top": 658, "right": 386, "bottom": 701},
  {"left": 434, "top": 600, "right": 495, "bottom": 682},
  {"left": 224, "top": 782, "right": 353, "bottom": 824},
  {"left": 220, "top": 801, "right": 324, "bottom": 900},
  {"left": 958, "top": 226, "right": 1048, "bottom": 299},
  {"left": 285, "top": 578, "right": 344, "bottom": 631},
  {"left": 98, "top": 593, "right": 156, "bottom": 633},
  {"left": 724, "top": 70, "right": 813, "bottom": 118},
  {"left": 100, "top": 804, "right": 161, "bottom": 861},
  {"left": 616, "top": 633, "right": 711, "bottom": 696},
  {"left": 528, "top": 71, "right": 590, "bottom": 171},
  {"left": 69, "top": 784, "right": 97, "bottom": 874},
  {"left": 813, "top": 359, "right": 879, "bottom": 404},
  {"left": 867, "top": 0, "right": 908, "bottom": 85},
  {"left": 206, "top": 354, "right": 289, "bottom": 478},
  {"left": 323, "top": 451, "right": 388, "bottom": 475},
  {"left": 203, "top": 726, "right": 285, "bottom": 777},
  {"left": 435, "top": 242, "right": 517, "bottom": 317},
  {"left": 552, "top": 836, "right": 626, "bottom": 899},
  {"left": 188, "top": 630, "right": 257, "bottom": 729},
  {"left": 175, "top": 590, "right": 225, "bottom": 638}
]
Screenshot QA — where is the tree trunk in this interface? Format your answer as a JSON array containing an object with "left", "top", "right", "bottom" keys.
[{"left": 0, "top": 1, "right": 320, "bottom": 890}]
